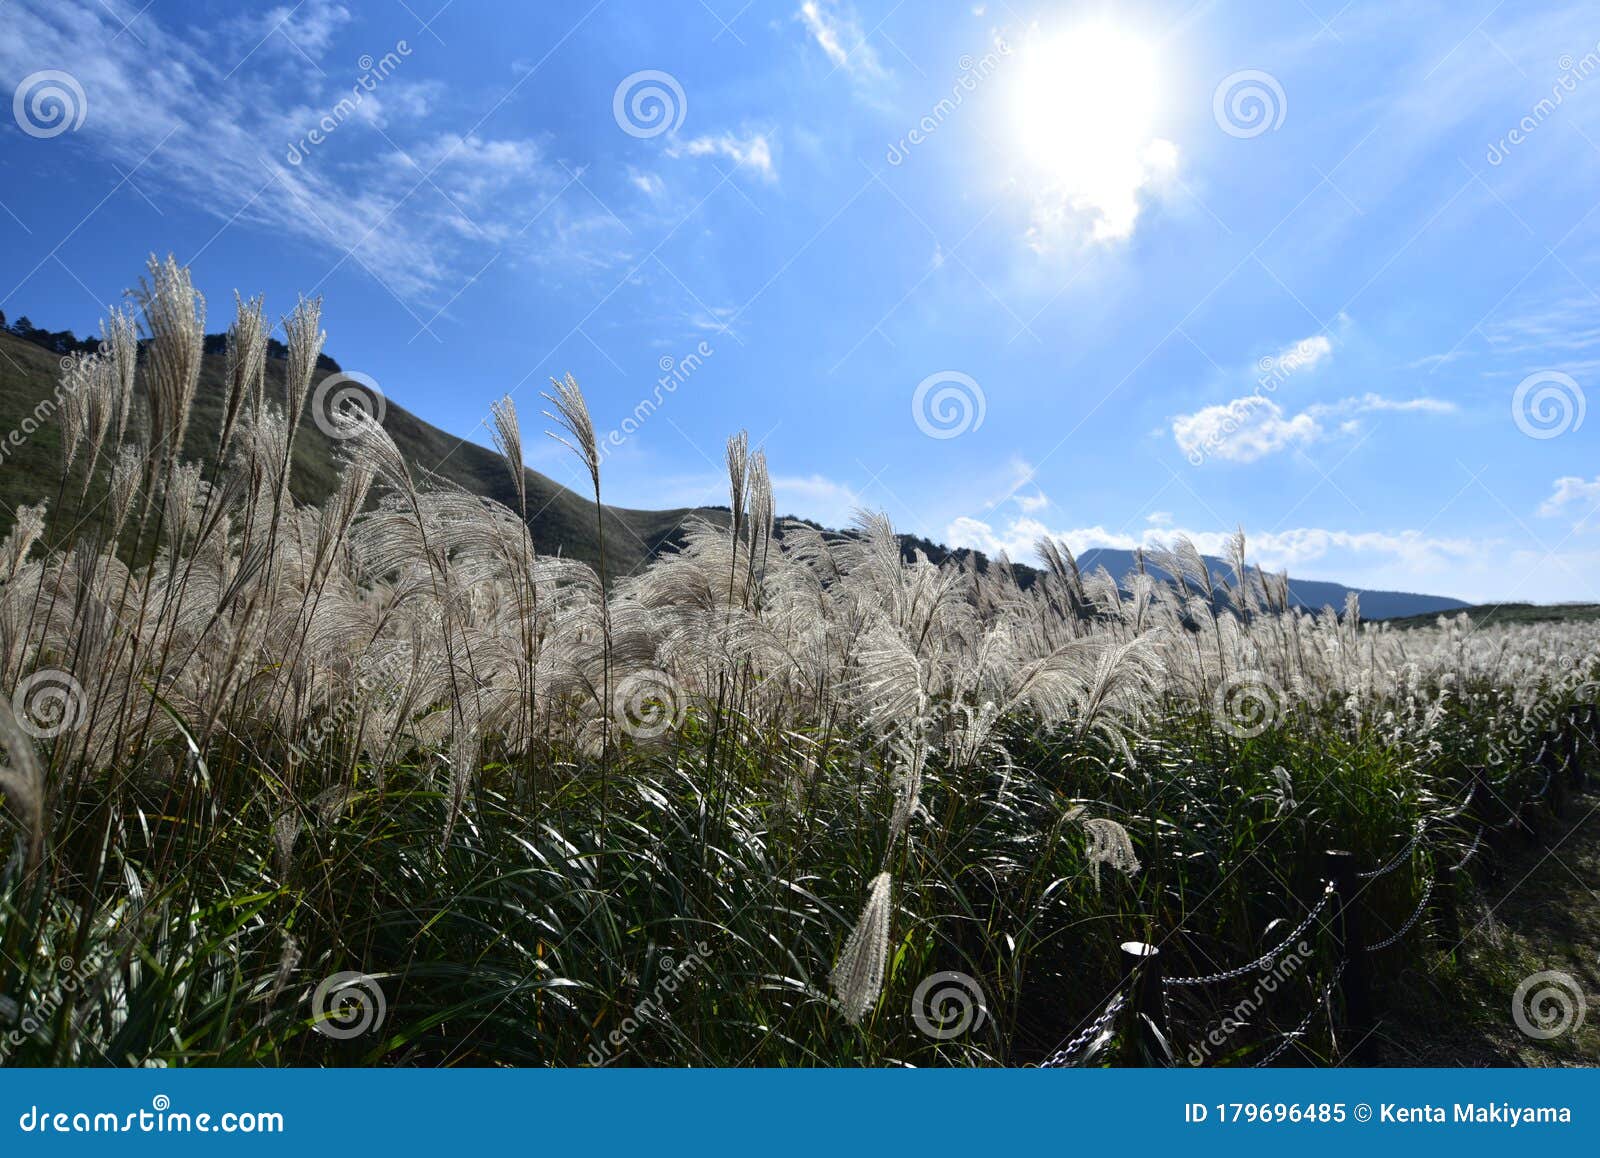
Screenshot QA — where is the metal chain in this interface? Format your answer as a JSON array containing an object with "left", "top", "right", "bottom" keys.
[
  {"left": 1364, "top": 877, "right": 1435, "bottom": 952},
  {"left": 1356, "top": 819, "right": 1426, "bottom": 879},
  {"left": 1038, "top": 992, "right": 1126, "bottom": 1068},
  {"left": 1254, "top": 957, "right": 1347, "bottom": 1067},
  {"left": 1164, "top": 881, "right": 1335, "bottom": 988},
  {"left": 1453, "top": 827, "right": 1484, "bottom": 871},
  {"left": 1432, "top": 782, "right": 1476, "bottom": 822}
]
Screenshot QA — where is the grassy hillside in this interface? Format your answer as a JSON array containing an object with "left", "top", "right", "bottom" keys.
[
  {"left": 0, "top": 329, "right": 711, "bottom": 576},
  {"left": 1384, "top": 601, "right": 1600, "bottom": 630}
]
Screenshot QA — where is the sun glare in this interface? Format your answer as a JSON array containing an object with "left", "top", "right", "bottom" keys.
[{"left": 1009, "top": 23, "right": 1175, "bottom": 242}]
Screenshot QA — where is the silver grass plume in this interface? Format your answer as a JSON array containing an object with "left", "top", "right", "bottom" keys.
[
  {"left": 280, "top": 296, "right": 325, "bottom": 442},
  {"left": 106, "top": 446, "right": 143, "bottom": 544},
  {"left": 135, "top": 254, "right": 206, "bottom": 484},
  {"left": 543, "top": 374, "right": 600, "bottom": 493},
  {"left": 0, "top": 503, "right": 46, "bottom": 583},
  {"left": 888, "top": 735, "right": 926, "bottom": 845},
  {"left": 489, "top": 395, "right": 527, "bottom": 516},
  {"left": 725, "top": 430, "right": 749, "bottom": 546},
  {"left": 0, "top": 695, "right": 46, "bottom": 872},
  {"left": 1082, "top": 817, "right": 1140, "bottom": 892},
  {"left": 221, "top": 292, "right": 268, "bottom": 456},
  {"left": 103, "top": 304, "right": 139, "bottom": 447},
  {"left": 830, "top": 871, "right": 893, "bottom": 1024}
]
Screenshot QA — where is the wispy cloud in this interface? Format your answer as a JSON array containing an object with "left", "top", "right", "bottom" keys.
[
  {"left": 796, "top": 1, "right": 884, "bottom": 78},
  {"left": 0, "top": 0, "right": 625, "bottom": 309},
  {"left": 668, "top": 132, "right": 777, "bottom": 181},
  {"left": 1539, "top": 474, "right": 1600, "bottom": 521},
  {"left": 946, "top": 514, "right": 1486, "bottom": 577}
]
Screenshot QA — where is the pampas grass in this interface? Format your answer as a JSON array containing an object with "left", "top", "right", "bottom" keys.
[{"left": 0, "top": 257, "right": 1590, "bottom": 1068}]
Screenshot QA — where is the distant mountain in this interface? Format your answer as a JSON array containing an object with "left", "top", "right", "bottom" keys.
[{"left": 1074, "top": 547, "right": 1470, "bottom": 621}]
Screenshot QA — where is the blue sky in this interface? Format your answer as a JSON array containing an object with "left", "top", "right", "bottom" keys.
[{"left": 2, "top": 0, "right": 1598, "bottom": 602}]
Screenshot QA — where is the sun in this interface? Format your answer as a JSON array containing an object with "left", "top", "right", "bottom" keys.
[{"left": 1007, "top": 22, "right": 1176, "bottom": 242}]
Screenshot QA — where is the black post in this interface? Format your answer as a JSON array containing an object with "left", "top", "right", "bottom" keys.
[
  {"left": 1543, "top": 735, "right": 1570, "bottom": 819},
  {"left": 1118, "top": 940, "right": 1171, "bottom": 1067},
  {"left": 1564, "top": 707, "right": 1586, "bottom": 792},
  {"left": 1324, "top": 850, "right": 1378, "bottom": 1064},
  {"left": 1438, "top": 863, "right": 1463, "bottom": 952}
]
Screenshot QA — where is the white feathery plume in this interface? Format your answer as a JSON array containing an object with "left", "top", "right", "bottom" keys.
[
  {"left": 0, "top": 695, "right": 46, "bottom": 871},
  {"left": 1082, "top": 817, "right": 1140, "bottom": 892},
  {"left": 543, "top": 374, "right": 600, "bottom": 493},
  {"left": 830, "top": 871, "right": 893, "bottom": 1024},
  {"left": 489, "top": 395, "right": 527, "bottom": 516}
]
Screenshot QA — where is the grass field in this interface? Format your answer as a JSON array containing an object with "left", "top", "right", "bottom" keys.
[{"left": 0, "top": 259, "right": 1594, "bottom": 1068}]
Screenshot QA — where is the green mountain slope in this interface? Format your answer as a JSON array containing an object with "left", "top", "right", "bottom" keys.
[{"left": 0, "top": 328, "right": 712, "bottom": 575}]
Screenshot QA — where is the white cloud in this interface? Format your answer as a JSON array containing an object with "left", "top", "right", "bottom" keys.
[
  {"left": 1025, "top": 138, "right": 1178, "bottom": 246},
  {"left": 1173, "top": 392, "right": 1456, "bottom": 464},
  {"left": 773, "top": 474, "right": 864, "bottom": 527},
  {"left": 1539, "top": 475, "right": 1600, "bottom": 519},
  {"left": 1145, "top": 511, "right": 1173, "bottom": 527},
  {"left": 797, "top": 1, "right": 883, "bottom": 77},
  {"left": 630, "top": 171, "right": 665, "bottom": 197},
  {"left": 669, "top": 132, "right": 777, "bottom": 181},
  {"left": 1014, "top": 490, "right": 1049, "bottom": 513},
  {"left": 945, "top": 515, "right": 1485, "bottom": 577},
  {"left": 1173, "top": 396, "right": 1321, "bottom": 463}
]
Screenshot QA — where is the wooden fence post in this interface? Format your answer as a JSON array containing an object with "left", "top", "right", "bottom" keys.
[
  {"left": 1118, "top": 940, "right": 1171, "bottom": 1067},
  {"left": 1324, "top": 850, "right": 1378, "bottom": 1064}
]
